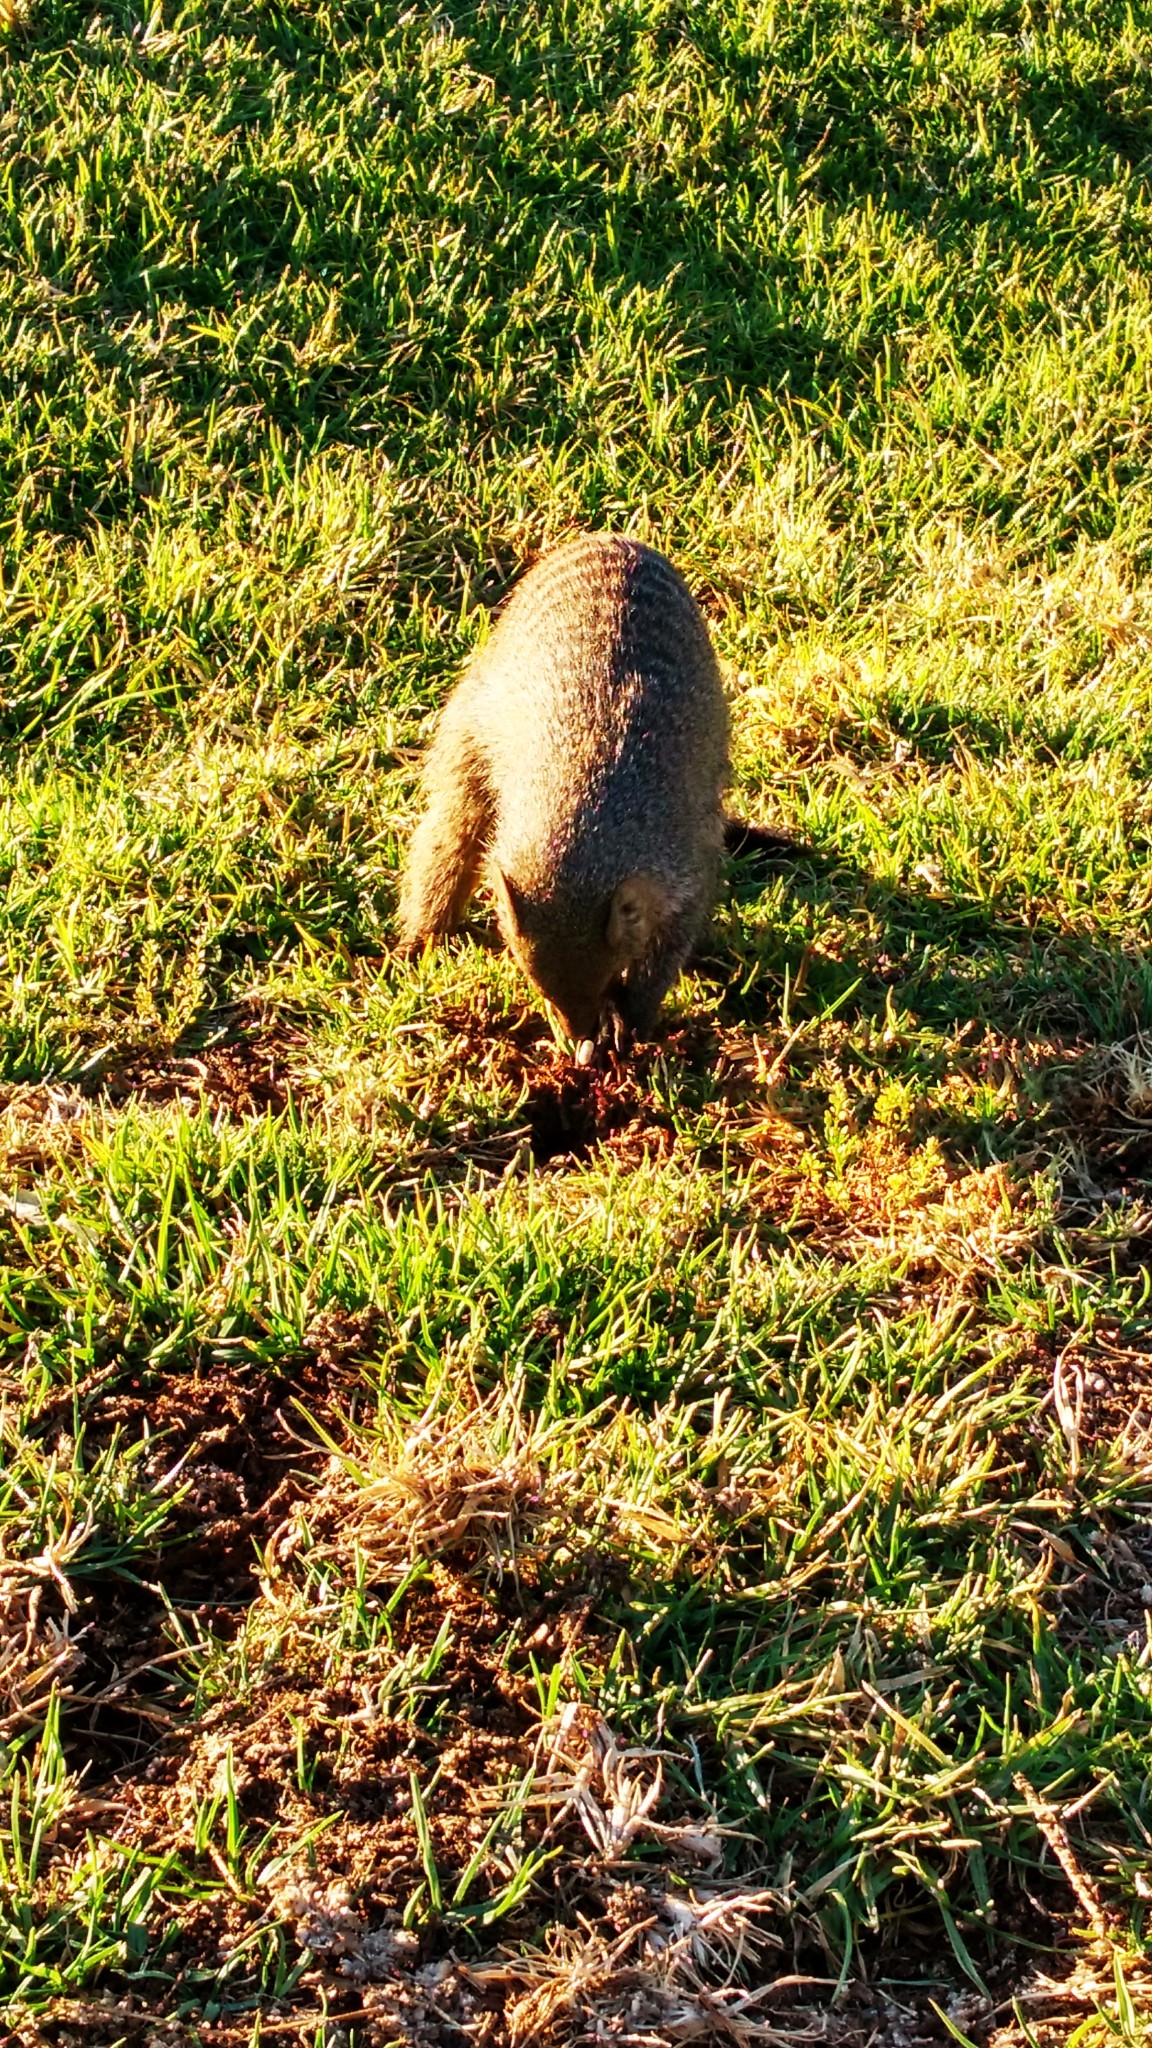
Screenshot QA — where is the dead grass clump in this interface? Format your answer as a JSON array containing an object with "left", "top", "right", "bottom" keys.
[
  {"left": 0, "top": 1083, "right": 89, "bottom": 1180},
  {"left": 0, "top": 1578, "right": 86, "bottom": 1738},
  {"left": 1100, "top": 1035, "right": 1152, "bottom": 1119},
  {"left": 278, "top": 1401, "right": 556, "bottom": 1582},
  {"left": 743, "top": 1100, "right": 1029, "bottom": 1278},
  {"left": 272, "top": 1386, "right": 729, "bottom": 1621},
  {"left": 898, "top": 1160, "right": 1030, "bottom": 1279},
  {"left": 316, "top": 1449, "right": 548, "bottom": 1575},
  {"left": 496, "top": 1879, "right": 831, "bottom": 2047},
  {"left": 989, "top": 1950, "right": 1152, "bottom": 2048},
  {"left": 1039, "top": 1033, "right": 1152, "bottom": 1199},
  {"left": 524, "top": 1703, "right": 726, "bottom": 1867},
  {"left": 503, "top": 1955, "right": 823, "bottom": 2046}
]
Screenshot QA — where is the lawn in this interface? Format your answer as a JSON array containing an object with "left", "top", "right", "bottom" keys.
[{"left": 3, "top": 0, "right": 1152, "bottom": 2041}]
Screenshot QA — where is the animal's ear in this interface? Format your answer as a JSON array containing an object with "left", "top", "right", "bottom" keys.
[{"left": 607, "top": 873, "right": 672, "bottom": 958}]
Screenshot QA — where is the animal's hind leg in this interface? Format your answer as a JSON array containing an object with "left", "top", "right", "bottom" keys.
[{"left": 397, "top": 700, "right": 491, "bottom": 948}]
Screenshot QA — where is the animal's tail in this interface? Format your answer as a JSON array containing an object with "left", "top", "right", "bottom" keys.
[{"left": 723, "top": 817, "right": 809, "bottom": 859}]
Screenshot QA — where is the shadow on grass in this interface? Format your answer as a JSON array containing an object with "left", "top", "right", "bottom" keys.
[
  {"left": 721, "top": 837, "right": 1152, "bottom": 1045},
  {"left": 28, "top": 833, "right": 1147, "bottom": 1201},
  {"left": 423, "top": 838, "right": 1152, "bottom": 1193}
]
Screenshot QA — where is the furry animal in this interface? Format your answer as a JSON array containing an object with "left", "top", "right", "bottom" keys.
[{"left": 398, "top": 534, "right": 731, "bottom": 1059}]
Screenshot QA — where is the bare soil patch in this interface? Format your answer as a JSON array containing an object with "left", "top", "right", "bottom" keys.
[
  {"left": 392, "top": 999, "right": 697, "bottom": 1177},
  {"left": 12, "top": 1357, "right": 341, "bottom": 1779},
  {"left": 524, "top": 1062, "right": 676, "bottom": 1166},
  {"left": 90, "top": 1020, "right": 303, "bottom": 1117}
]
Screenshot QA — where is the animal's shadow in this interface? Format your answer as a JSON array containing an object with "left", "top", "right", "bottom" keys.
[
  {"left": 712, "top": 838, "right": 1152, "bottom": 1046},
  {"left": 500, "top": 836, "right": 1152, "bottom": 1182}
]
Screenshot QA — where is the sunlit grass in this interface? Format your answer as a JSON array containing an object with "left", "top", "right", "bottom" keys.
[{"left": 3, "top": 0, "right": 1152, "bottom": 2041}]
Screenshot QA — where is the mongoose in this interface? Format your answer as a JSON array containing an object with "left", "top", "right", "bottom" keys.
[{"left": 398, "top": 533, "right": 730, "bottom": 1060}]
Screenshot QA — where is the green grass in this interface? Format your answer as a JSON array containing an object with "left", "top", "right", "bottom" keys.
[{"left": 3, "top": 0, "right": 1152, "bottom": 2040}]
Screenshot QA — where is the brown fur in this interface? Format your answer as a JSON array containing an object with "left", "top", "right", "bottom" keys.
[{"left": 398, "top": 534, "right": 730, "bottom": 1053}]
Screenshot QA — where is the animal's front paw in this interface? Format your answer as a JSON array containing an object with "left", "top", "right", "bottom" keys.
[{"left": 599, "top": 994, "right": 634, "bottom": 1061}]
